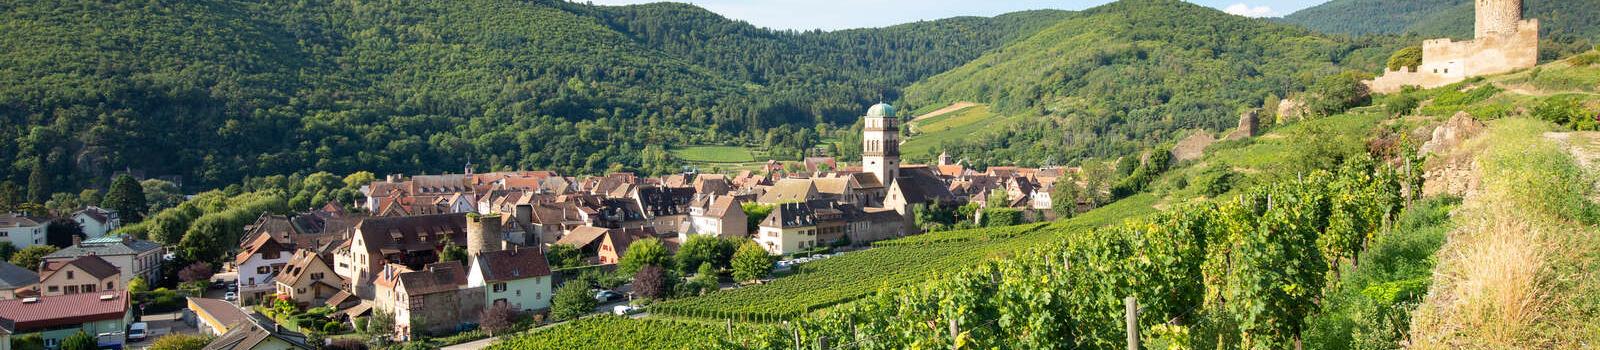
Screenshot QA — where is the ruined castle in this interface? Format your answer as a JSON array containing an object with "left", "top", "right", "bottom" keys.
[{"left": 1365, "top": 0, "right": 1538, "bottom": 93}]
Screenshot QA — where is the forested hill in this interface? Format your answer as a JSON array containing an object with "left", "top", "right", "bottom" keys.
[
  {"left": 899, "top": 0, "right": 1392, "bottom": 166},
  {"left": 1280, "top": 0, "right": 1600, "bottom": 40},
  {"left": 0, "top": 0, "right": 1067, "bottom": 195}
]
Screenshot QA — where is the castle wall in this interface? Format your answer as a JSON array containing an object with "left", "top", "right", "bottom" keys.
[{"left": 1365, "top": 19, "right": 1537, "bottom": 93}]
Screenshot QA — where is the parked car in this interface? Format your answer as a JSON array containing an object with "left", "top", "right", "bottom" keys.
[
  {"left": 594, "top": 290, "right": 623, "bottom": 303},
  {"left": 612, "top": 305, "right": 641, "bottom": 316},
  {"left": 127, "top": 322, "right": 148, "bottom": 341},
  {"left": 223, "top": 291, "right": 237, "bottom": 301}
]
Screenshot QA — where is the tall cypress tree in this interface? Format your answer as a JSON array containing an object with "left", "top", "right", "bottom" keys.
[
  {"left": 26, "top": 162, "right": 49, "bottom": 204},
  {"left": 103, "top": 174, "right": 148, "bottom": 223}
]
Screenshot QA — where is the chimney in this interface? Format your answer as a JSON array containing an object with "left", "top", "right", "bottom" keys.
[{"left": 72, "top": 235, "right": 81, "bottom": 246}]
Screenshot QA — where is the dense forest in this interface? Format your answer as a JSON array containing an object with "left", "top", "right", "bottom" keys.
[
  {"left": 1281, "top": 0, "right": 1600, "bottom": 58},
  {"left": 0, "top": 0, "right": 1068, "bottom": 197},
  {"left": 899, "top": 0, "right": 1397, "bottom": 167}
]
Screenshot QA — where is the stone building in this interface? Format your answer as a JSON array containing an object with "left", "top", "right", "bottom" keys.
[{"left": 1366, "top": 0, "right": 1538, "bottom": 93}]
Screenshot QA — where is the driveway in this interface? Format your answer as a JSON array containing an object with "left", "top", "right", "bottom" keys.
[{"left": 128, "top": 310, "right": 199, "bottom": 349}]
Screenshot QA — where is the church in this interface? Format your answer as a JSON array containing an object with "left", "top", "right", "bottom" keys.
[{"left": 859, "top": 103, "right": 959, "bottom": 229}]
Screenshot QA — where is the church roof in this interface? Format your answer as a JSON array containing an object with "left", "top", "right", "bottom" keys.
[{"left": 866, "top": 103, "right": 895, "bottom": 118}]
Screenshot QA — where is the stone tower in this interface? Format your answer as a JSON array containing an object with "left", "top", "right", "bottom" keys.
[
  {"left": 466, "top": 213, "right": 503, "bottom": 258},
  {"left": 862, "top": 103, "right": 900, "bottom": 184},
  {"left": 1476, "top": 0, "right": 1523, "bottom": 39}
]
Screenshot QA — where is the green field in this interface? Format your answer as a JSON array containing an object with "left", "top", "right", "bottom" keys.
[
  {"left": 671, "top": 145, "right": 759, "bottom": 163},
  {"left": 902, "top": 104, "right": 1023, "bottom": 158}
]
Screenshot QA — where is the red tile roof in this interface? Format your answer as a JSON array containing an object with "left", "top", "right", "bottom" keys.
[{"left": 0, "top": 292, "right": 128, "bottom": 331}]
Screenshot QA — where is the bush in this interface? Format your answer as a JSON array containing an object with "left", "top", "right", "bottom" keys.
[
  {"left": 323, "top": 321, "right": 343, "bottom": 333},
  {"left": 1307, "top": 71, "right": 1372, "bottom": 117},
  {"left": 1383, "top": 93, "right": 1419, "bottom": 116},
  {"left": 148, "top": 334, "right": 211, "bottom": 350},
  {"left": 1569, "top": 51, "right": 1600, "bottom": 66},
  {"left": 1386, "top": 46, "right": 1423, "bottom": 72},
  {"left": 327, "top": 339, "right": 368, "bottom": 350},
  {"left": 981, "top": 208, "right": 1023, "bottom": 227},
  {"left": 551, "top": 282, "right": 597, "bottom": 321}
]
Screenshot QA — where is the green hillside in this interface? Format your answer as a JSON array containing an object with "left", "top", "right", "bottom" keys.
[
  {"left": 1280, "top": 0, "right": 1600, "bottom": 47},
  {"left": 899, "top": 0, "right": 1391, "bottom": 167},
  {"left": 0, "top": 0, "right": 1068, "bottom": 195}
]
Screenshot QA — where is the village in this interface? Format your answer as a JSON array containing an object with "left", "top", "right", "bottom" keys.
[{"left": 0, "top": 104, "right": 1083, "bottom": 349}]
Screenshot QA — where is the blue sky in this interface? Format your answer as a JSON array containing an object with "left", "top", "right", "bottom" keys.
[{"left": 576, "top": 0, "right": 1329, "bottom": 31}]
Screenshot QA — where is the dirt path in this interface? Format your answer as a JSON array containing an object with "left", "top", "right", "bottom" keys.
[
  {"left": 913, "top": 102, "right": 978, "bottom": 121},
  {"left": 1497, "top": 83, "right": 1600, "bottom": 97}
]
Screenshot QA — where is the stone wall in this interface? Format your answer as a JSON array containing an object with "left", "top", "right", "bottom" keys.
[{"left": 1366, "top": 19, "right": 1538, "bottom": 93}]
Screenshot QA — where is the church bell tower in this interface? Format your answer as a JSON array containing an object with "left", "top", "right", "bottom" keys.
[{"left": 862, "top": 103, "right": 900, "bottom": 184}]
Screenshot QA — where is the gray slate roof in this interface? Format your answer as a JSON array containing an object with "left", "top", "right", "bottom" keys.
[
  {"left": 0, "top": 261, "right": 39, "bottom": 289},
  {"left": 44, "top": 237, "right": 162, "bottom": 259}
]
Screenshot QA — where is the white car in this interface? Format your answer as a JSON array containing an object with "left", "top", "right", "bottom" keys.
[
  {"left": 223, "top": 291, "right": 237, "bottom": 301},
  {"left": 612, "top": 305, "right": 640, "bottom": 316},
  {"left": 127, "top": 322, "right": 148, "bottom": 341}
]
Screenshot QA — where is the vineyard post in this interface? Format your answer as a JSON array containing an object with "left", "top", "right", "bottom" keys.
[
  {"left": 818, "top": 336, "right": 829, "bottom": 350},
  {"left": 948, "top": 318, "right": 959, "bottom": 350},
  {"left": 1125, "top": 296, "right": 1140, "bottom": 350},
  {"left": 726, "top": 319, "right": 733, "bottom": 339},
  {"left": 792, "top": 325, "right": 801, "bottom": 349}
]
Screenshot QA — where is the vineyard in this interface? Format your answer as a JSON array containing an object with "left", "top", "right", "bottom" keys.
[
  {"left": 777, "top": 152, "right": 1408, "bottom": 349},
  {"left": 653, "top": 196, "right": 1157, "bottom": 323},
  {"left": 870, "top": 223, "right": 1046, "bottom": 247},
  {"left": 484, "top": 316, "right": 779, "bottom": 350}
]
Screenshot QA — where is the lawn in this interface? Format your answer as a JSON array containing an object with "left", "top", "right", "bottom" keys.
[{"left": 670, "top": 145, "right": 758, "bottom": 163}]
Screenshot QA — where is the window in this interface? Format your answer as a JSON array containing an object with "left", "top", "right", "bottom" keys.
[
  {"left": 107, "top": 282, "right": 114, "bottom": 290},
  {"left": 493, "top": 283, "right": 507, "bottom": 293},
  {"left": 257, "top": 266, "right": 270, "bottom": 274},
  {"left": 47, "top": 286, "right": 58, "bottom": 293},
  {"left": 67, "top": 271, "right": 74, "bottom": 279},
  {"left": 84, "top": 284, "right": 95, "bottom": 293},
  {"left": 311, "top": 273, "right": 325, "bottom": 280}
]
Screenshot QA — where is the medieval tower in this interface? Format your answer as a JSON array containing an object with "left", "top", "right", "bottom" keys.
[
  {"left": 862, "top": 103, "right": 900, "bottom": 185},
  {"left": 1476, "top": 0, "right": 1523, "bottom": 39},
  {"left": 466, "top": 213, "right": 503, "bottom": 258}
]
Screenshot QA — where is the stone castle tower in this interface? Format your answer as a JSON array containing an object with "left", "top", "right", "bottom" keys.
[
  {"left": 1476, "top": 0, "right": 1523, "bottom": 39},
  {"left": 466, "top": 213, "right": 503, "bottom": 258},
  {"left": 862, "top": 103, "right": 900, "bottom": 184}
]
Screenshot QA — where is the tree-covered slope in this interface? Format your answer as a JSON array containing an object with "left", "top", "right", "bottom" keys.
[
  {"left": 900, "top": 0, "right": 1384, "bottom": 166},
  {"left": 1281, "top": 0, "right": 1600, "bottom": 40},
  {"left": 0, "top": 0, "right": 1066, "bottom": 195}
]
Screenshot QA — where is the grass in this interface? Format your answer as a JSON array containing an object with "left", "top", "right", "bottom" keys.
[
  {"left": 902, "top": 104, "right": 1025, "bottom": 158},
  {"left": 670, "top": 145, "right": 758, "bottom": 163},
  {"left": 1491, "top": 57, "right": 1600, "bottom": 93},
  {"left": 1304, "top": 196, "right": 1459, "bottom": 350},
  {"left": 1409, "top": 118, "right": 1600, "bottom": 349}
]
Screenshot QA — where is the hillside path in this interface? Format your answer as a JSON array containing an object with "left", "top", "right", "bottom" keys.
[{"left": 913, "top": 102, "right": 978, "bottom": 121}]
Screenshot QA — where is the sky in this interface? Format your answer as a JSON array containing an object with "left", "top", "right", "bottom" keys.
[{"left": 576, "top": 0, "right": 1329, "bottom": 31}]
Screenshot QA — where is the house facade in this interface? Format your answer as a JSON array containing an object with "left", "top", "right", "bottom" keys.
[
  {"left": 71, "top": 207, "right": 119, "bottom": 239},
  {"left": 37, "top": 255, "right": 120, "bottom": 297},
  {"left": 235, "top": 233, "right": 291, "bottom": 305},
  {"left": 274, "top": 250, "right": 340, "bottom": 307},
  {"left": 372, "top": 262, "right": 484, "bottom": 339},
  {"left": 466, "top": 247, "right": 552, "bottom": 313},
  {"left": 755, "top": 202, "right": 818, "bottom": 255},
  {"left": 0, "top": 214, "right": 47, "bottom": 249},
  {"left": 683, "top": 194, "right": 747, "bottom": 240},
  {"left": 41, "top": 236, "right": 163, "bottom": 286}
]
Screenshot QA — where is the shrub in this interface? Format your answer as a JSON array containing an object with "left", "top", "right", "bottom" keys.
[
  {"left": 1569, "top": 51, "right": 1600, "bottom": 66},
  {"left": 551, "top": 282, "right": 597, "bottom": 321},
  {"left": 147, "top": 334, "right": 211, "bottom": 350},
  {"left": 322, "top": 321, "right": 342, "bottom": 333},
  {"left": 1386, "top": 46, "right": 1423, "bottom": 72},
  {"left": 1383, "top": 93, "right": 1420, "bottom": 116},
  {"left": 327, "top": 339, "right": 368, "bottom": 350}
]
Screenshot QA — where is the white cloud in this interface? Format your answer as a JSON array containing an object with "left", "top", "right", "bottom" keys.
[{"left": 1223, "top": 3, "right": 1276, "bottom": 17}]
